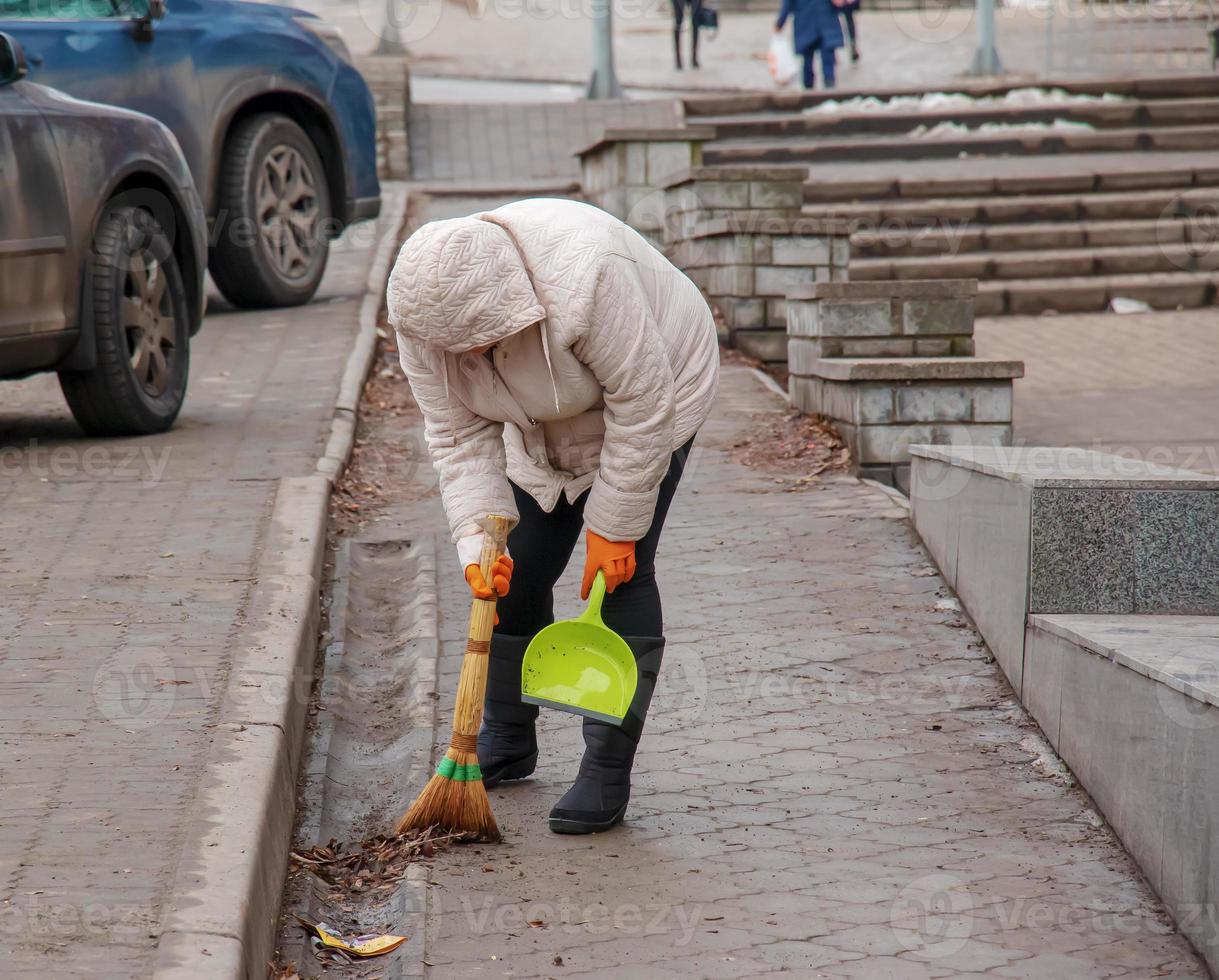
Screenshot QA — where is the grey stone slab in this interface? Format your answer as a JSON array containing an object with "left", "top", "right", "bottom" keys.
[
  {"left": 949, "top": 470, "right": 1034, "bottom": 695},
  {"left": 909, "top": 445, "right": 1219, "bottom": 489},
  {"left": 1134, "top": 491, "right": 1219, "bottom": 614},
  {"left": 1021, "top": 620, "right": 1066, "bottom": 748},
  {"left": 807, "top": 357, "right": 1024, "bottom": 382},
  {"left": 1028, "top": 614, "right": 1219, "bottom": 710},
  {"left": 894, "top": 385, "right": 973, "bottom": 424},
  {"left": 901, "top": 297, "right": 976, "bottom": 338},
  {"left": 573, "top": 126, "right": 715, "bottom": 157},
  {"left": 852, "top": 421, "right": 1011, "bottom": 466},
  {"left": 788, "top": 279, "right": 978, "bottom": 301},
  {"left": 910, "top": 455, "right": 963, "bottom": 579},
  {"left": 802, "top": 298, "right": 895, "bottom": 338},
  {"left": 1055, "top": 629, "right": 1173, "bottom": 899},
  {"left": 1160, "top": 719, "right": 1219, "bottom": 957},
  {"left": 1029, "top": 489, "right": 1137, "bottom": 614}
]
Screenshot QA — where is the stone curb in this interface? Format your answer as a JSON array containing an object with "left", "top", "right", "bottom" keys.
[
  {"left": 319, "top": 183, "right": 410, "bottom": 480},
  {"left": 152, "top": 186, "right": 410, "bottom": 980}
]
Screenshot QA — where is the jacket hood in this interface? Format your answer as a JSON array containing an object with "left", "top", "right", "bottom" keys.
[{"left": 387, "top": 215, "right": 547, "bottom": 353}]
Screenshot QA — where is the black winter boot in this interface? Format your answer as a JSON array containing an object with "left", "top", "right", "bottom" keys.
[
  {"left": 478, "top": 634, "right": 539, "bottom": 787},
  {"left": 673, "top": 29, "right": 683, "bottom": 70},
  {"left": 549, "top": 637, "right": 665, "bottom": 834}
]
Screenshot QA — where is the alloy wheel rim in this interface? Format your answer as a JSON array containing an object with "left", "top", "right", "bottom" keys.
[
  {"left": 122, "top": 248, "right": 176, "bottom": 398},
  {"left": 256, "top": 144, "right": 321, "bottom": 280}
]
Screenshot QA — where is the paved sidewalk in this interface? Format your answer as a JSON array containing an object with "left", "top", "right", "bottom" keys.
[
  {"left": 976, "top": 309, "right": 1219, "bottom": 475},
  {"left": 409, "top": 99, "right": 679, "bottom": 181},
  {"left": 346, "top": 350, "right": 1205, "bottom": 976},
  {"left": 307, "top": 0, "right": 1113, "bottom": 91},
  {"left": 0, "top": 206, "right": 401, "bottom": 977}
]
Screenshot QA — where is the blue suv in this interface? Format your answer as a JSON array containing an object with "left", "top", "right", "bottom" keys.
[{"left": 1, "top": 0, "right": 381, "bottom": 308}]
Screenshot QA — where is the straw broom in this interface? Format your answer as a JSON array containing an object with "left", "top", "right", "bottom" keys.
[{"left": 395, "top": 515, "right": 510, "bottom": 841}]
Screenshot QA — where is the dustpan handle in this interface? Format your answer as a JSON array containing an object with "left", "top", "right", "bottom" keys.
[{"left": 578, "top": 570, "right": 608, "bottom": 625}]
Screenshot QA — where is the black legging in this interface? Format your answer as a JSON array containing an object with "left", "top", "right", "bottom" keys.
[
  {"left": 671, "top": 0, "right": 703, "bottom": 33},
  {"left": 841, "top": 8, "right": 857, "bottom": 47},
  {"left": 671, "top": 0, "right": 703, "bottom": 65},
  {"left": 495, "top": 437, "right": 695, "bottom": 639}
]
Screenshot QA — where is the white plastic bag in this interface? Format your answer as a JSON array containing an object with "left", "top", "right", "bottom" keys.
[{"left": 768, "top": 33, "right": 799, "bottom": 87}]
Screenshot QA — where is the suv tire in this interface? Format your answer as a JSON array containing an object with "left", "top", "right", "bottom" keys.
[
  {"left": 210, "top": 113, "right": 331, "bottom": 308},
  {"left": 59, "top": 205, "right": 191, "bottom": 436}
]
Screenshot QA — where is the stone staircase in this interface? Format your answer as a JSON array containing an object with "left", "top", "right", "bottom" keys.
[{"left": 684, "top": 74, "right": 1219, "bottom": 314}]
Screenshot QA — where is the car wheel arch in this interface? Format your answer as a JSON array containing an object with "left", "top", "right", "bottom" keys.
[
  {"left": 213, "top": 90, "right": 348, "bottom": 232},
  {"left": 60, "top": 167, "right": 205, "bottom": 375},
  {"left": 99, "top": 170, "right": 205, "bottom": 334}
]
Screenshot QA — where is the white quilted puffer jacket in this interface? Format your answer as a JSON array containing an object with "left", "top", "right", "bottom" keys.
[{"left": 386, "top": 198, "right": 719, "bottom": 543}]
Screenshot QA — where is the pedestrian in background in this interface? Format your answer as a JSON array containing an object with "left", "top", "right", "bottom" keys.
[
  {"left": 672, "top": 0, "right": 704, "bottom": 69},
  {"left": 775, "top": 0, "right": 844, "bottom": 89},
  {"left": 836, "top": 0, "right": 860, "bottom": 63}
]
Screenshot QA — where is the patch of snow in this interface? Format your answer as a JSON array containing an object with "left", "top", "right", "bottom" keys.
[
  {"left": 908, "top": 118, "right": 1096, "bottom": 138},
  {"left": 806, "top": 86, "right": 1126, "bottom": 116},
  {"left": 1109, "top": 296, "right": 1155, "bottom": 314}
]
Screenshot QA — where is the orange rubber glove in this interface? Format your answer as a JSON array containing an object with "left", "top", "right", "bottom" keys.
[
  {"left": 466, "top": 554, "right": 513, "bottom": 600},
  {"left": 466, "top": 554, "right": 513, "bottom": 625},
  {"left": 581, "top": 531, "right": 636, "bottom": 600}
]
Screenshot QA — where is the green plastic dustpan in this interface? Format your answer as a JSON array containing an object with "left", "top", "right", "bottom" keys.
[{"left": 520, "top": 571, "right": 637, "bottom": 725}]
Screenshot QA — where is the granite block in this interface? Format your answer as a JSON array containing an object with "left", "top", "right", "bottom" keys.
[
  {"left": 1029, "top": 489, "right": 1136, "bottom": 614},
  {"left": 625, "top": 141, "right": 646, "bottom": 186},
  {"left": 895, "top": 385, "right": 973, "bottom": 424},
  {"left": 756, "top": 264, "right": 816, "bottom": 296},
  {"left": 707, "top": 265, "right": 754, "bottom": 297},
  {"left": 971, "top": 383, "right": 1014, "bottom": 423},
  {"left": 786, "top": 300, "right": 818, "bottom": 338},
  {"left": 818, "top": 299, "right": 894, "bottom": 338},
  {"left": 909, "top": 445, "right": 1219, "bottom": 489},
  {"left": 838, "top": 338, "right": 918, "bottom": 358},
  {"left": 1055, "top": 630, "right": 1172, "bottom": 896},
  {"left": 1021, "top": 622, "right": 1066, "bottom": 747},
  {"left": 912, "top": 338, "right": 954, "bottom": 357},
  {"left": 645, "top": 142, "right": 695, "bottom": 183},
  {"left": 789, "top": 278, "right": 978, "bottom": 301},
  {"left": 902, "top": 298, "right": 976, "bottom": 337},
  {"left": 951, "top": 471, "right": 1034, "bottom": 694},
  {"left": 719, "top": 297, "right": 766, "bottom": 330},
  {"left": 1134, "top": 491, "right": 1219, "bottom": 614},
  {"left": 749, "top": 181, "right": 803, "bottom": 210},
  {"left": 771, "top": 235, "right": 832, "bottom": 267}
]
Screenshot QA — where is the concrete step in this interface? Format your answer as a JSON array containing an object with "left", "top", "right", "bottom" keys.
[
  {"left": 973, "top": 271, "right": 1219, "bottom": 315},
  {"left": 802, "top": 163, "right": 1219, "bottom": 204},
  {"left": 705, "top": 124, "right": 1219, "bottom": 166},
  {"left": 702, "top": 98, "right": 1219, "bottom": 141},
  {"left": 851, "top": 216, "right": 1219, "bottom": 258},
  {"left": 805, "top": 185, "right": 1219, "bottom": 226},
  {"left": 682, "top": 74, "right": 1219, "bottom": 118},
  {"left": 853, "top": 242, "right": 1219, "bottom": 283}
]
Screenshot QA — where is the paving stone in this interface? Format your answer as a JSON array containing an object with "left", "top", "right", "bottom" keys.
[
  {"left": 384, "top": 363, "right": 1207, "bottom": 979},
  {"left": 0, "top": 215, "right": 383, "bottom": 975}
]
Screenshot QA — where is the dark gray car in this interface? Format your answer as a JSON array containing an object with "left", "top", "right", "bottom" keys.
[{"left": 0, "top": 31, "right": 206, "bottom": 435}]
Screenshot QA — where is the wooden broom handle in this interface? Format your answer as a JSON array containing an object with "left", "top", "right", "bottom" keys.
[
  {"left": 466, "top": 515, "right": 512, "bottom": 652},
  {"left": 447, "top": 515, "right": 512, "bottom": 751}
]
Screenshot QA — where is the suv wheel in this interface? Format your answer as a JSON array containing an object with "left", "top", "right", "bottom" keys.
[
  {"left": 59, "top": 205, "right": 191, "bottom": 436},
  {"left": 210, "top": 113, "right": 331, "bottom": 308}
]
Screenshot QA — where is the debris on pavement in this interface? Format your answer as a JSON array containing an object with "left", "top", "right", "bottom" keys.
[
  {"left": 289, "top": 827, "right": 456, "bottom": 899},
  {"left": 731, "top": 405, "right": 850, "bottom": 486},
  {"left": 294, "top": 916, "right": 408, "bottom": 959}
]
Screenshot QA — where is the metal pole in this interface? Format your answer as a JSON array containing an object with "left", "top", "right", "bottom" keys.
[
  {"left": 377, "top": 0, "right": 406, "bottom": 55},
  {"left": 586, "top": 0, "right": 623, "bottom": 99},
  {"left": 968, "top": 0, "right": 1003, "bottom": 75}
]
